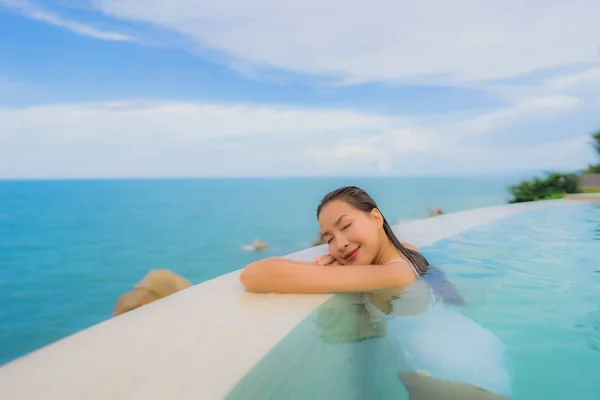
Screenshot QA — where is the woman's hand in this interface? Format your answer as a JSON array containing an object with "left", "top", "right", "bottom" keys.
[{"left": 315, "top": 254, "right": 340, "bottom": 266}]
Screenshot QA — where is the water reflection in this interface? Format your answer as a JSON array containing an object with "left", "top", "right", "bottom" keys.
[
  {"left": 226, "top": 293, "right": 406, "bottom": 400},
  {"left": 227, "top": 277, "right": 513, "bottom": 400},
  {"left": 365, "top": 279, "right": 512, "bottom": 400},
  {"left": 316, "top": 294, "right": 404, "bottom": 399}
]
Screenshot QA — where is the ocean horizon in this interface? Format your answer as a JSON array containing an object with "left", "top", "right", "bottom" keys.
[
  {"left": 0, "top": 169, "right": 549, "bottom": 181},
  {"left": 1, "top": 175, "right": 527, "bottom": 364}
]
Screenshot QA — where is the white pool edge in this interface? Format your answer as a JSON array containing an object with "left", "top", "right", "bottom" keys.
[{"left": 0, "top": 200, "right": 568, "bottom": 399}]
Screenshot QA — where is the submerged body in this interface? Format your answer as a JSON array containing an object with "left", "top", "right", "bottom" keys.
[
  {"left": 365, "top": 263, "right": 513, "bottom": 398},
  {"left": 240, "top": 186, "right": 513, "bottom": 399}
]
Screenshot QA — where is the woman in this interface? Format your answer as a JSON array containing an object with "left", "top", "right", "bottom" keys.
[{"left": 240, "top": 186, "right": 514, "bottom": 399}]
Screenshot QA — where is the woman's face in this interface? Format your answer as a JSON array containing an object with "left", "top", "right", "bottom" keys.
[{"left": 318, "top": 199, "right": 383, "bottom": 265}]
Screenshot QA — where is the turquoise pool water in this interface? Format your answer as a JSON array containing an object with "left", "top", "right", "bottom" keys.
[{"left": 226, "top": 202, "right": 600, "bottom": 399}]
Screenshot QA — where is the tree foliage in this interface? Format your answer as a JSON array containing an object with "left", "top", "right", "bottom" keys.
[
  {"left": 592, "top": 130, "right": 600, "bottom": 156},
  {"left": 508, "top": 130, "right": 599, "bottom": 203},
  {"left": 584, "top": 130, "right": 600, "bottom": 173},
  {"left": 508, "top": 172, "right": 580, "bottom": 203}
]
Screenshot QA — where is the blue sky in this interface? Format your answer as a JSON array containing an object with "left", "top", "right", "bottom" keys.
[{"left": 1, "top": 0, "right": 599, "bottom": 178}]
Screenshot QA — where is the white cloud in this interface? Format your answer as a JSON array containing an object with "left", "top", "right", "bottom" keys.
[
  {"left": 0, "top": 100, "right": 401, "bottom": 142},
  {"left": 0, "top": 100, "right": 404, "bottom": 178},
  {"left": 440, "top": 135, "right": 596, "bottom": 173},
  {"left": 549, "top": 67, "right": 600, "bottom": 88},
  {"left": 0, "top": 0, "right": 133, "bottom": 41},
  {"left": 454, "top": 95, "right": 582, "bottom": 134},
  {"left": 306, "top": 130, "right": 595, "bottom": 176},
  {"left": 308, "top": 143, "right": 390, "bottom": 174},
  {"left": 1, "top": 98, "right": 593, "bottom": 178},
  {"left": 91, "top": 0, "right": 600, "bottom": 84},
  {"left": 1, "top": 73, "right": 570, "bottom": 179},
  {"left": 466, "top": 64, "right": 600, "bottom": 113}
]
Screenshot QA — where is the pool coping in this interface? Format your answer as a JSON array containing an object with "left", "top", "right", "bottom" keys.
[
  {"left": 0, "top": 199, "right": 568, "bottom": 399},
  {"left": 565, "top": 193, "right": 600, "bottom": 202}
]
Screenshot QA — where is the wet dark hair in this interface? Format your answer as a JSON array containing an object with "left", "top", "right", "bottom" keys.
[{"left": 317, "top": 186, "right": 429, "bottom": 275}]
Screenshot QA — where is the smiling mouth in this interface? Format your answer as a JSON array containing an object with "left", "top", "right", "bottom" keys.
[{"left": 343, "top": 246, "right": 360, "bottom": 260}]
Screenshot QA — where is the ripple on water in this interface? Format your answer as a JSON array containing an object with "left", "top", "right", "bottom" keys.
[{"left": 420, "top": 203, "right": 600, "bottom": 399}]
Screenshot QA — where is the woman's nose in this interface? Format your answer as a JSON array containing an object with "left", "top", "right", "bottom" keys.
[{"left": 337, "top": 235, "right": 349, "bottom": 251}]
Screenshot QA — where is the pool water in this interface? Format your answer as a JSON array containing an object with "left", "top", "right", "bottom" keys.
[
  {"left": 426, "top": 202, "right": 600, "bottom": 399},
  {"left": 226, "top": 202, "right": 600, "bottom": 399}
]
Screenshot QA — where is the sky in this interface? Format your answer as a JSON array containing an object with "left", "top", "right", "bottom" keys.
[{"left": 1, "top": 0, "right": 599, "bottom": 178}]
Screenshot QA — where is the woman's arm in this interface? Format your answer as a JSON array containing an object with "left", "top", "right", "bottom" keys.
[{"left": 239, "top": 257, "right": 416, "bottom": 294}]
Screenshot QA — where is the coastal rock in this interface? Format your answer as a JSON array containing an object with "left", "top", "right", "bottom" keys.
[
  {"left": 114, "top": 269, "right": 192, "bottom": 316},
  {"left": 251, "top": 238, "right": 268, "bottom": 251},
  {"left": 429, "top": 206, "right": 444, "bottom": 217}
]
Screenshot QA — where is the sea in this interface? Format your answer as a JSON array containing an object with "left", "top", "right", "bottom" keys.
[{"left": 0, "top": 176, "right": 525, "bottom": 365}]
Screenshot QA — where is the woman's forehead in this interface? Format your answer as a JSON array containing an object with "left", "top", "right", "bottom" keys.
[{"left": 318, "top": 200, "right": 356, "bottom": 222}]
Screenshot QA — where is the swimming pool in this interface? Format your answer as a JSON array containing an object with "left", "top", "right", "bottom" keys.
[
  {"left": 226, "top": 201, "right": 600, "bottom": 399},
  {"left": 0, "top": 200, "right": 598, "bottom": 399}
]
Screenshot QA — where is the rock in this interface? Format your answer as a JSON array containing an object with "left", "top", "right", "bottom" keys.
[
  {"left": 251, "top": 238, "right": 268, "bottom": 251},
  {"left": 114, "top": 269, "right": 192, "bottom": 317},
  {"left": 429, "top": 207, "right": 444, "bottom": 217}
]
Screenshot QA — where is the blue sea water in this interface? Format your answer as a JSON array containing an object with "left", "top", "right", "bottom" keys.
[
  {"left": 226, "top": 202, "right": 600, "bottom": 400},
  {"left": 0, "top": 176, "right": 523, "bottom": 365}
]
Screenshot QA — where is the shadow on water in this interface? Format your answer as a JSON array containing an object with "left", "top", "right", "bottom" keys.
[{"left": 225, "top": 294, "right": 407, "bottom": 400}]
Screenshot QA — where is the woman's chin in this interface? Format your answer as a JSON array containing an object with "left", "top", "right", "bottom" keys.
[{"left": 344, "top": 257, "right": 362, "bottom": 266}]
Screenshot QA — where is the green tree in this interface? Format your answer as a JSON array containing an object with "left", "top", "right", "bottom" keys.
[
  {"left": 508, "top": 172, "right": 579, "bottom": 203},
  {"left": 508, "top": 130, "right": 600, "bottom": 203},
  {"left": 586, "top": 164, "right": 600, "bottom": 173},
  {"left": 585, "top": 130, "right": 600, "bottom": 173},
  {"left": 592, "top": 130, "right": 600, "bottom": 156}
]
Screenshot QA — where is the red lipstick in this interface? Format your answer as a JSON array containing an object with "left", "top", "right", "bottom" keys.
[{"left": 344, "top": 247, "right": 360, "bottom": 262}]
